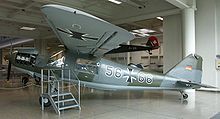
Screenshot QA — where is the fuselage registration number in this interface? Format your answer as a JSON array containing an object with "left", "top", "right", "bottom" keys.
[{"left": 105, "top": 65, "right": 153, "bottom": 84}]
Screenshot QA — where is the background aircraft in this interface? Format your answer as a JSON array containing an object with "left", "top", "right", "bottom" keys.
[
  {"left": 6, "top": 4, "right": 214, "bottom": 109},
  {"left": 106, "top": 36, "right": 160, "bottom": 55}
]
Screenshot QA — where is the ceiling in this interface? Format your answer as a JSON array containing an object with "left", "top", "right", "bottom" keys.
[{"left": 0, "top": 0, "right": 179, "bottom": 49}]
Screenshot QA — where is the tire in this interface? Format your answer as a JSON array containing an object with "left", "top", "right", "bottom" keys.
[
  {"left": 22, "top": 77, "right": 29, "bottom": 85},
  {"left": 35, "top": 78, "right": 40, "bottom": 84},
  {"left": 183, "top": 94, "right": 188, "bottom": 99},
  {"left": 39, "top": 96, "right": 51, "bottom": 107}
]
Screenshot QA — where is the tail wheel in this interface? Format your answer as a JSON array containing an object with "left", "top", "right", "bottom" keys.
[
  {"left": 180, "top": 90, "right": 188, "bottom": 99},
  {"left": 183, "top": 94, "right": 188, "bottom": 99},
  {"left": 39, "top": 96, "right": 51, "bottom": 107},
  {"left": 22, "top": 77, "right": 29, "bottom": 86}
]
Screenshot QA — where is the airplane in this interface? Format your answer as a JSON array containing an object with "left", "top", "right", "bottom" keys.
[
  {"left": 105, "top": 36, "right": 160, "bottom": 55},
  {"left": 6, "top": 4, "right": 214, "bottom": 108}
]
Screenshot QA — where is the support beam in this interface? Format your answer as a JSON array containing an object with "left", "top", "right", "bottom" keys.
[
  {"left": 0, "top": 7, "right": 48, "bottom": 27},
  {"left": 7, "top": 0, "right": 35, "bottom": 18},
  {"left": 0, "top": 21, "right": 40, "bottom": 39},
  {"left": 166, "top": 0, "right": 189, "bottom": 9},
  {"left": 112, "top": 9, "right": 180, "bottom": 25},
  {"left": 121, "top": 0, "right": 146, "bottom": 8},
  {"left": 0, "top": 38, "right": 34, "bottom": 49},
  {"left": 33, "top": 0, "right": 113, "bottom": 20},
  {"left": 166, "top": 0, "right": 196, "bottom": 10},
  {"left": 0, "top": 15, "right": 48, "bottom": 27},
  {"left": 0, "top": 3, "right": 41, "bottom": 15}
]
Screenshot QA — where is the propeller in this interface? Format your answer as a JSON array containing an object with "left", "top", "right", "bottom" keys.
[
  {"left": 7, "top": 39, "right": 13, "bottom": 81},
  {"left": 6, "top": 60, "right": 11, "bottom": 81}
]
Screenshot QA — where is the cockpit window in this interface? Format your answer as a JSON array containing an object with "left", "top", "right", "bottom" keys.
[
  {"left": 48, "top": 56, "right": 65, "bottom": 67},
  {"left": 76, "top": 58, "right": 98, "bottom": 74}
]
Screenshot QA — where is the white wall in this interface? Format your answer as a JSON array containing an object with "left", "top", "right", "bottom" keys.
[
  {"left": 196, "top": 0, "right": 220, "bottom": 88},
  {"left": 163, "top": 0, "right": 220, "bottom": 88},
  {"left": 163, "top": 14, "right": 183, "bottom": 73},
  {"left": 105, "top": 36, "right": 163, "bottom": 69}
]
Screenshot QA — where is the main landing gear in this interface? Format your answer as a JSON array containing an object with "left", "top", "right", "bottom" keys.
[
  {"left": 21, "top": 75, "right": 41, "bottom": 86},
  {"left": 39, "top": 96, "right": 51, "bottom": 107},
  {"left": 21, "top": 77, "right": 29, "bottom": 86},
  {"left": 35, "top": 77, "right": 41, "bottom": 85},
  {"left": 180, "top": 90, "right": 188, "bottom": 100}
]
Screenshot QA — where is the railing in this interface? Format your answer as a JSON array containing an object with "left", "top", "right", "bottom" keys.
[{"left": 40, "top": 67, "right": 81, "bottom": 115}]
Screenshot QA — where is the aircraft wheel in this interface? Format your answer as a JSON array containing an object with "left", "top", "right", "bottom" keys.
[
  {"left": 39, "top": 96, "right": 51, "bottom": 107},
  {"left": 22, "top": 77, "right": 29, "bottom": 86},
  {"left": 183, "top": 94, "right": 188, "bottom": 99},
  {"left": 35, "top": 77, "right": 41, "bottom": 84}
]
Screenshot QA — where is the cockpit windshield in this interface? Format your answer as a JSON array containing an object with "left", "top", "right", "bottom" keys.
[{"left": 48, "top": 57, "right": 99, "bottom": 75}]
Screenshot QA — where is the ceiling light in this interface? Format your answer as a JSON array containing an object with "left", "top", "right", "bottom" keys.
[
  {"left": 156, "top": 16, "right": 163, "bottom": 21},
  {"left": 130, "top": 31, "right": 149, "bottom": 37},
  {"left": 132, "top": 28, "right": 156, "bottom": 34},
  {"left": 131, "top": 28, "right": 155, "bottom": 37},
  {"left": 58, "top": 44, "right": 65, "bottom": 47},
  {"left": 108, "top": 0, "right": 122, "bottom": 4},
  {"left": 20, "top": 26, "right": 36, "bottom": 31}
]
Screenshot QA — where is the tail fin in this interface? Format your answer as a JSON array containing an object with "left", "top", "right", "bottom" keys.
[
  {"left": 165, "top": 54, "right": 203, "bottom": 84},
  {"left": 146, "top": 36, "right": 160, "bottom": 48}
]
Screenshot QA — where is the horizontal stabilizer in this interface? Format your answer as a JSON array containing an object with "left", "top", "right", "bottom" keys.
[{"left": 177, "top": 80, "right": 216, "bottom": 88}]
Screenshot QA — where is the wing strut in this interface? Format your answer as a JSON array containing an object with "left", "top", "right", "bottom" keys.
[{"left": 90, "top": 31, "right": 118, "bottom": 55}]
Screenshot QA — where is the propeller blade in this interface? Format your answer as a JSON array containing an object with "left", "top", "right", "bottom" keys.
[{"left": 7, "top": 60, "right": 11, "bottom": 81}]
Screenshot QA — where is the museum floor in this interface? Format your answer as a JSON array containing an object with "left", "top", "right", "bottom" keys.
[{"left": 0, "top": 81, "right": 219, "bottom": 119}]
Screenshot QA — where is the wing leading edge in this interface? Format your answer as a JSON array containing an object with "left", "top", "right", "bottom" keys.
[{"left": 41, "top": 4, "right": 134, "bottom": 57}]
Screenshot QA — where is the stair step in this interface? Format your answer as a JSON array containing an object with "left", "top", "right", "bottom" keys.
[
  {"left": 59, "top": 104, "right": 79, "bottom": 110},
  {"left": 51, "top": 92, "right": 72, "bottom": 97},
  {"left": 54, "top": 98, "right": 76, "bottom": 103},
  {"left": 49, "top": 76, "right": 55, "bottom": 78}
]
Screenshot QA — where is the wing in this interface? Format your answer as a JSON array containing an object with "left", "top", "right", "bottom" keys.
[{"left": 41, "top": 4, "right": 134, "bottom": 57}]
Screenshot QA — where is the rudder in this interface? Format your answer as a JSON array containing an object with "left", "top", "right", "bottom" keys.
[{"left": 146, "top": 36, "right": 160, "bottom": 48}]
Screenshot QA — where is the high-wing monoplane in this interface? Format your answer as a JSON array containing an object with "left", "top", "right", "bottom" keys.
[{"left": 6, "top": 4, "right": 214, "bottom": 113}]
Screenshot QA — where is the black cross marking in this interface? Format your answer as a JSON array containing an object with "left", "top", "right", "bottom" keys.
[
  {"left": 124, "top": 68, "right": 136, "bottom": 83},
  {"left": 57, "top": 27, "right": 98, "bottom": 41}
]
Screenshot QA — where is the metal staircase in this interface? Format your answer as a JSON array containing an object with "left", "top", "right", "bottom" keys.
[{"left": 40, "top": 68, "right": 81, "bottom": 115}]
